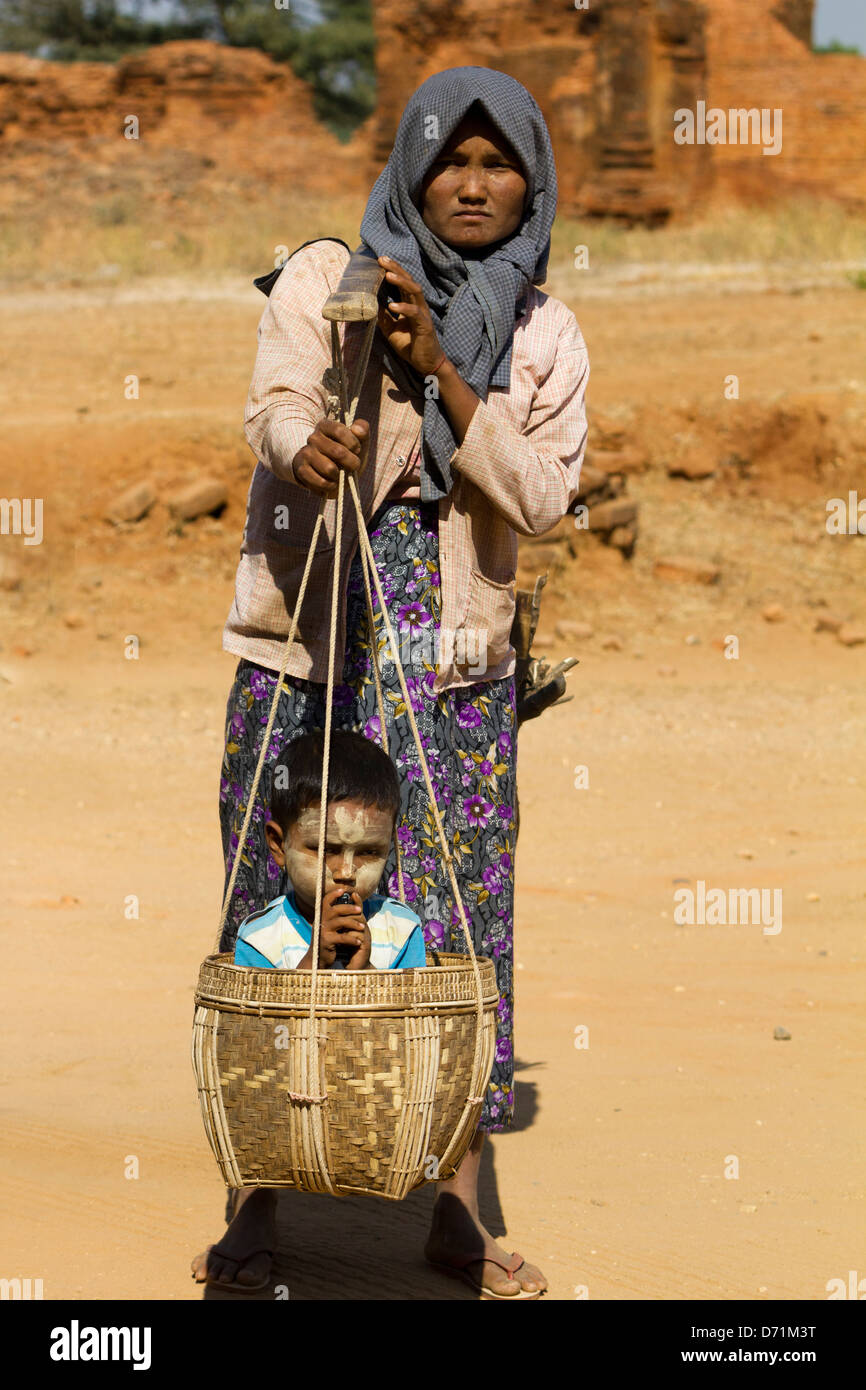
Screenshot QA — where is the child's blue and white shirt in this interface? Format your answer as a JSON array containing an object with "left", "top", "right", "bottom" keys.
[{"left": 233, "top": 889, "right": 426, "bottom": 970}]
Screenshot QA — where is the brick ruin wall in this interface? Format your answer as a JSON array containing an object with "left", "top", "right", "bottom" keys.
[
  {"left": 0, "top": 1, "right": 863, "bottom": 222},
  {"left": 372, "top": 0, "right": 866, "bottom": 221},
  {"left": 0, "top": 40, "right": 365, "bottom": 199}
]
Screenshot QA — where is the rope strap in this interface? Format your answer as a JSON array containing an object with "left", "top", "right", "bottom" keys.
[{"left": 215, "top": 312, "right": 490, "bottom": 1183}]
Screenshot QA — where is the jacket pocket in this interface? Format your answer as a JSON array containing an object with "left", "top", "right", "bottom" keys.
[
  {"left": 249, "top": 539, "right": 338, "bottom": 645},
  {"left": 458, "top": 568, "right": 516, "bottom": 675}
]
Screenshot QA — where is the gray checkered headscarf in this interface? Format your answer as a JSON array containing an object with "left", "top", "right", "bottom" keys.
[{"left": 359, "top": 67, "right": 558, "bottom": 501}]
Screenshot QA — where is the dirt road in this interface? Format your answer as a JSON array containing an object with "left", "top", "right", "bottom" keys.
[{"left": 1, "top": 273, "right": 864, "bottom": 1300}]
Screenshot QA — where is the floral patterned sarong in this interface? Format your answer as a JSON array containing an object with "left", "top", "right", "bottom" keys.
[{"left": 219, "top": 498, "right": 517, "bottom": 1130}]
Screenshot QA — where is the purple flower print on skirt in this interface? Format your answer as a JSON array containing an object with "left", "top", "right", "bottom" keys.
[
  {"left": 248, "top": 668, "right": 272, "bottom": 702},
  {"left": 363, "top": 714, "right": 382, "bottom": 744},
  {"left": 423, "top": 918, "right": 446, "bottom": 952},
  {"left": 387, "top": 870, "right": 420, "bottom": 903},
  {"left": 218, "top": 499, "right": 518, "bottom": 1131},
  {"left": 456, "top": 702, "right": 482, "bottom": 730},
  {"left": 482, "top": 865, "right": 503, "bottom": 895},
  {"left": 396, "top": 600, "right": 432, "bottom": 632},
  {"left": 464, "top": 794, "right": 494, "bottom": 828}
]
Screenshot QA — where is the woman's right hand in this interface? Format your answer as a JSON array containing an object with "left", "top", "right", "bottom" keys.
[{"left": 291, "top": 417, "right": 370, "bottom": 498}]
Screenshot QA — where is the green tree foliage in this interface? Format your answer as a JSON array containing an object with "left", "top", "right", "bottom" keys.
[
  {"left": 290, "top": 0, "right": 377, "bottom": 141},
  {"left": 184, "top": 1, "right": 376, "bottom": 139},
  {"left": 181, "top": 0, "right": 301, "bottom": 62},
  {"left": 0, "top": 1, "right": 375, "bottom": 138},
  {"left": 0, "top": 1, "right": 210, "bottom": 61},
  {"left": 813, "top": 38, "right": 862, "bottom": 55}
]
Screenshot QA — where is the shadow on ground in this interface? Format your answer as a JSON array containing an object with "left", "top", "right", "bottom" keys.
[{"left": 203, "top": 1068, "right": 539, "bottom": 1300}]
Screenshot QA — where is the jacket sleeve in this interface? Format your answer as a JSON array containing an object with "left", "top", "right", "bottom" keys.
[
  {"left": 449, "top": 309, "right": 589, "bottom": 537},
  {"left": 243, "top": 242, "right": 349, "bottom": 483}
]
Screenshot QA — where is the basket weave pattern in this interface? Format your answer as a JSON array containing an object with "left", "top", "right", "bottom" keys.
[{"left": 192, "top": 951, "right": 498, "bottom": 1199}]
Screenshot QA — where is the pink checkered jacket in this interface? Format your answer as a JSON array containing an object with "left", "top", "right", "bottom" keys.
[{"left": 224, "top": 240, "right": 589, "bottom": 694}]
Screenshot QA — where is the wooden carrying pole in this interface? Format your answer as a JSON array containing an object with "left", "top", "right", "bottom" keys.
[{"left": 322, "top": 245, "right": 386, "bottom": 322}]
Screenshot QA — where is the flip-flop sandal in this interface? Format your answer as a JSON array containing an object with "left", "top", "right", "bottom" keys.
[
  {"left": 428, "top": 1250, "right": 544, "bottom": 1300},
  {"left": 202, "top": 1242, "right": 274, "bottom": 1295}
]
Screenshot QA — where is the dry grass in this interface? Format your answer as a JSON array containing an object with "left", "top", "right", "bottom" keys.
[
  {"left": 0, "top": 186, "right": 368, "bottom": 285},
  {"left": 3, "top": 176, "right": 866, "bottom": 289},
  {"left": 551, "top": 197, "right": 866, "bottom": 273}
]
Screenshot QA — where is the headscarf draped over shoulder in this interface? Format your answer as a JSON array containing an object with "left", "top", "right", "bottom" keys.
[{"left": 359, "top": 66, "right": 558, "bottom": 501}]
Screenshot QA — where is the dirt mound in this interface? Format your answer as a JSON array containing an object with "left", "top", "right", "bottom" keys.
[
  {"left": 625, "top": 395, "right": 866, "bottom": 505},
  {"left": 0, "top": 40, "right": 368, "bottom": 219}
]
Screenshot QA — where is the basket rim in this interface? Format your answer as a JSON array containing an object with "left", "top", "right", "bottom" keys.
[
  {"left": 202, "top": 949, "right": 495, "bottom": 978},
  {"left": 194, "top": 950, "right": 499, "bottom": 1016}
]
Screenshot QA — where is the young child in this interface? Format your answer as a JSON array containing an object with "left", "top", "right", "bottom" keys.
[{"left": 233, "top": 729, "right": 426, "bottom": 971}]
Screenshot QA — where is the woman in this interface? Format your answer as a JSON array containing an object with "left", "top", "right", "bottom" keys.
[{"left": 194, "top": 66, "right": 589, "bottom": 1299}]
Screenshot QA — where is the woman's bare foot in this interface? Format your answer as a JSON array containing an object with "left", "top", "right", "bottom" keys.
[
  {"left": 191, "top": 1187, "right": 277, "bottom": 1291},
  {"left": 425, "top": 1190, "right": 547, "bottom": 1297},
  {"left": 424, "top": 1133, "right": 547, "bottom": 1298}
]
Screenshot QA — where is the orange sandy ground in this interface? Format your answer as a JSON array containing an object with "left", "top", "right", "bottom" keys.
[{"left": 1, "top": 273, "right": 864, "bottom": 1300}]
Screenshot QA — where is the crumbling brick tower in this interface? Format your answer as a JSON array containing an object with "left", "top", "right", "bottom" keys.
[
  {"left": 576, "top": 0, "right": 709, "bottom": 223},
  {"left": 371, "top": 0, "right": 866, "bottom": 222}
]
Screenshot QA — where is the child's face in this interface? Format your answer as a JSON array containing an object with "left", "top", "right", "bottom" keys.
[{"left": 266, "top": 797, "right": 394, "bottom": 913}]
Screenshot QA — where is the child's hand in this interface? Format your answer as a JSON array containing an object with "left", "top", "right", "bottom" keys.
[{"left": 319, "top": 887, "right": 371, "bottom": 970}]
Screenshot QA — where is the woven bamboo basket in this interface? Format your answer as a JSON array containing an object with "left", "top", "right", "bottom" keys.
[
  {"left": 192, "top": 261, "right": 501, "bottom": 1201},
  {"left": 192, "top": 949, "right": 498, "bottom": 1199}
]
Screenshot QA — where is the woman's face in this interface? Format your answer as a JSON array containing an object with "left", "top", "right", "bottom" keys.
[{"left": 419, "top": 112, "right": 528, "bottom": 252}]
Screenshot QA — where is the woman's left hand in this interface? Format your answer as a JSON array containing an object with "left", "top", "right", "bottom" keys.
[{"left": 376, "top": 256, "right": 447, "bottom": 378}]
